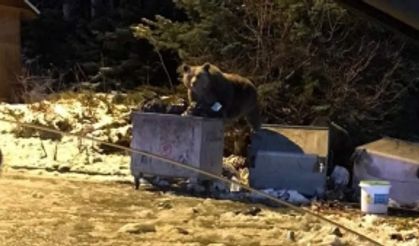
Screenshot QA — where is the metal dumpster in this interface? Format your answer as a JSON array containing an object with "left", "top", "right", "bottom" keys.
[
  {"left": 352, "top": 137, "right": 419, "bottom": 205},
  {"left": 248, "top": 124, "right": 330, "bottom": 197},
  {"left": 130, "top": 112, "right": 224, "bottom": 185}
]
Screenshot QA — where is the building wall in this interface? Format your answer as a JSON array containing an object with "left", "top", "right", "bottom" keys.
[
  {"left": 0, "top": 8, "right": 21, "bottom": 102},
  {"left": 363, "top": 0, "right": 419, "bottom": 30}
]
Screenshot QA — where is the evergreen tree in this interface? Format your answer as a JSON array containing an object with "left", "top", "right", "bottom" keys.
[{"left": 133, "top": 0, "right": 419, "bottom": 143}]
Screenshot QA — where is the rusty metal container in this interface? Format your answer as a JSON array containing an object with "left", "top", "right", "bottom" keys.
[{"left": 130, "top": 112, "right": 224, "bottom": 183}]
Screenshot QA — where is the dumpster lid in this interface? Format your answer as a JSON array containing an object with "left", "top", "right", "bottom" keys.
[
  {"left": 259, "top": 124, "right": 330, "bottom": 158},
  {"left": 356, "top": 137, "right": 419, "bottom": 165}
]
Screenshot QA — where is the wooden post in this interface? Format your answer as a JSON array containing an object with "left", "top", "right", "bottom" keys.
[{"left": 0, "top": 8, "right": 21, "bottom": 102}]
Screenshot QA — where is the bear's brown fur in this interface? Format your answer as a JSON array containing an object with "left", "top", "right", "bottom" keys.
[{"left": 180, "top": 62, "right": 261, "bottom": 131}]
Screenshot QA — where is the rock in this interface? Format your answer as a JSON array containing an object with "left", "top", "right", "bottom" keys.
[{"left": 118, "top": 222, "right": 156, "bottom": 234}]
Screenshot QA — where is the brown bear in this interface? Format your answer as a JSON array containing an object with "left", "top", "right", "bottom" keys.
[{"left": 180, "top": 62, "right": 261, "bottom": 131}]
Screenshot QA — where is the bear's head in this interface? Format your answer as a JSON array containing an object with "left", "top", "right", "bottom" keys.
[{"left": 180, "top": 63, "right": 214, "bottom": 94}]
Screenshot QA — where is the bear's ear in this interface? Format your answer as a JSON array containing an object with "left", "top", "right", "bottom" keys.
[
  {"left": 203, "top": 63, "right": 211, "bottom": 72},
  {"left": 181, "top": 64, "right": 191, "bottom": 73}
]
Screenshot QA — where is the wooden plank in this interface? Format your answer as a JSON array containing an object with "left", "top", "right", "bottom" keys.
[
  {"left": 0, "top": 0, "right": 25, "bottom": 9},
  {"left": 0, "top": 9, "right": 21, "bottom": 102},
  {"left": 0, "top": 0, "right": 39, "bottom": 20}
]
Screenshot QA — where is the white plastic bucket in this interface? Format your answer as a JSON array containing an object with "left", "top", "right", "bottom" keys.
[{"left": 359, "top": 180, "right": 391, "bottom": 214}]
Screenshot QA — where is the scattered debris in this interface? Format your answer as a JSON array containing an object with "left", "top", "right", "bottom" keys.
[
  {"left": 186, "top": 182, "right": 206, "bottom": 194},
  {"left": 249, "top": 189, "right": 310, "bottom": 205},
  {"left": 236, "top": 206, "right": 262, "bottom": 216},
  {"left": 389, "top": 233, "right": 404, "bottom": 241},
  {"left": 118, "top": 222, "right": 157, "bottom": 234},
  {"left": 210, "top": 180, "right": 229, "bottom": 193},
  {"left": 222, "top": 155, "right": 245, "bottom": 178},
  {"left": 157, "top": 201, "right": 173, "bottom": 210},
  {"left": 229, "top": 176, "right": 242, "bottom": 193},
  {"left": 139, "top": 96, "right": 188, "bottom": 115},
  {"left": 175, "top": 227, "right": 189, "bottom": 235},
  {"left": 330, "top": 166, "right": 350, "bottom": 188}
]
